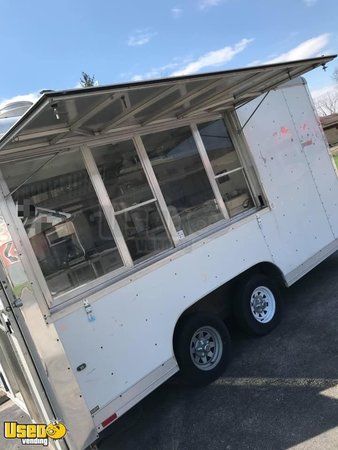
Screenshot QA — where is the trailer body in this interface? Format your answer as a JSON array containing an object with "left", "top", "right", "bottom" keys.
[{"left": 0, "top": 57, "right": 336, "bottom": 450}]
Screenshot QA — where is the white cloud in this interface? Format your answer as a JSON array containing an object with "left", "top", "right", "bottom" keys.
[
  {"left": 171, "top": 7, "right": 183, "bottom": 18},
  {"left": 130, "top": 38, "right": 253, "bottom": 81},
  {"left": 265, "top": 33, "right": 330, "bottom": 64},
  {"left": 247, "top": 59, "right": 262, "bottom": 67},
  {"left": 199, "top": 0, "right": 222, "bottom": 10},
  {"left": 130, "top": 75, "right": 143, "bottom": 82},
  {"left": 0, "top": 92, "right": 39, "bottom": 111},
  {"left": 170, "top": 38, "right": 254, "bottom": 76},
  {"left": 311, "top": 84, "right": 337, "bottom": 100},
  {"left": 127, "top": 29, "right": 157, "bottom": 47},
  {"left": 130, "top": 57, "right": 193, "bottom": 81},
  {"left": 303, "top": 0, "right": 318, "bottom": 6}
]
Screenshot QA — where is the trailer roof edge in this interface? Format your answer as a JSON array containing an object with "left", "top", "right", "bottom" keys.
[{"left": 0, "top": 54, "right": 335, "bottom": 154}]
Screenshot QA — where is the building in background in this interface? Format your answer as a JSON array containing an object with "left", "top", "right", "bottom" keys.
[
  {"left": 320, "top": 113, "right": 338, "bottom": 168},
  {"left": 320, "top": 113, "right": 338, "bottom": 147}
]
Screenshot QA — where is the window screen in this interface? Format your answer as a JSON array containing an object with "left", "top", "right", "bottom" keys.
[{"left": 1, "top": 149, "right": 123, "bottom": 297}]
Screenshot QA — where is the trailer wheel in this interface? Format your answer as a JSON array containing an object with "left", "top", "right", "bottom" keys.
[
  {"left": 233, "top": 274, "right": 282, "bottom": 336},
  {"left": 174, "top": 313, "right": 231, "bottom": 386}
]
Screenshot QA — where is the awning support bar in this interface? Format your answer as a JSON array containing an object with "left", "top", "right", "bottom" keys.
[
  {"left": 140, "top": 78, "right": 224, "bottom": 126},
  {"left": 5, "top": 151, "right": 61, "bottom": 199},
  {"left": 100, "top": 85, "right": 180, "bottom": 132},
  {"left": 237, "top": 91, "right": 270, "bottom": 134},
  {"left": 177, "top": 73, "right": 261, "bottom": 119}
]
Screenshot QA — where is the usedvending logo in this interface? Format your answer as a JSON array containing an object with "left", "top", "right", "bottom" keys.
[{"left": 4, "top": 421, "right": 67, "bottom": 446}]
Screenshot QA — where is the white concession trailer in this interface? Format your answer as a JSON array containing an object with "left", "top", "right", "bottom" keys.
[{"left": 0, "top": 56, "right": 337, "bottom": 449}]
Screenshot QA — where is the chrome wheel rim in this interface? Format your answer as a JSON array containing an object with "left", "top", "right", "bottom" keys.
[
  {"left": 190, "top": 326, "right": 223, "bottom": 371},
  {"left": 250, "top": 286, "right": 276, "bottom": 323}
]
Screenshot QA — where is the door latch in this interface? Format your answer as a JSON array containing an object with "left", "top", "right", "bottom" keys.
[{"left": 5, "top": 319, "right": 13, "bottom": 334}]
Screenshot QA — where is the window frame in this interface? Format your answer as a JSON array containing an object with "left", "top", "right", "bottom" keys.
[
  {"left": 0, "top": 148, "right": 130, "bottom": 309},
  {"left": 83, "top": 136, "right": 175, "bottom": 264},
  {"left": 190, "top": 123, "right": 230, "bottom": 221},
  {"left": 223, "top": 111, "right": 264, "bottom": 209},
  {"left": 0, "top": 113, "right": 264, "bottom": 310},
  {"left": 81, "top": 144, "right": 134, "bottom": 268},
  {"left": 196, "top": 115, "right": 259, "bottom": 219},
  {"left": 195, "top": 116, "right": 261, "bottom": 213},
  {"left": 139, "top": 124, "right": 228, "bottom": 239}
]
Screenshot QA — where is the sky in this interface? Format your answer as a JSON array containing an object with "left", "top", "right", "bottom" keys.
[{"left": 0, "top": 0, "right": 337, "bottom": 108}]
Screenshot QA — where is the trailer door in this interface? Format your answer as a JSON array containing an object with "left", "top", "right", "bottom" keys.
[
  {"left": 0, "top": 293, "right": 25, "bottom": 406},
  {"left": 0, "top": 280, "right": 41, "bottom": 419}
]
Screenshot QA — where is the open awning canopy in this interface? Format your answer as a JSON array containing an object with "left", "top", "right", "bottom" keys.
[{"left": 0, "top": 55, "right": 335, "bottom": 156}]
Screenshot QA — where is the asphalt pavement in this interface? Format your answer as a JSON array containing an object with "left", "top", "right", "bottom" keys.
[{"left": 99, "top": 251, "right": 338, "bottom": 450}]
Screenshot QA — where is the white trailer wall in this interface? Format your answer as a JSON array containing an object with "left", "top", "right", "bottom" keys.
[
  {"left": 54, "top": 214, "right": 272, "bottom": 429},
  {"left": 236, "top": 78, "right": 337, "bottom": 281}
]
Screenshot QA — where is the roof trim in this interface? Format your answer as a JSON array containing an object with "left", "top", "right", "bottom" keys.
[{"left": 47, "top": 55, "right": 336, "bottom": 98}]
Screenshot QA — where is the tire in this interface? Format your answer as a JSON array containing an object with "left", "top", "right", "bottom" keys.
[
  {"left": 174, "top": 312, "right": 231, "bottom": 386},
  {"left": 233, "top": 273, "right": 282, "bottom": 336}
]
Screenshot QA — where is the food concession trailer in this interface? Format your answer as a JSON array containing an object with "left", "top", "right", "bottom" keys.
[{"left": 0, "top": 56, "right": 337, "bottom": 449}]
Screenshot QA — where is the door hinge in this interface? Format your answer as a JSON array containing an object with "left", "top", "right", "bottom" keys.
[
  {"left": 12, "top": 298, "right": 23, "bottom": 308},
  {"left": 256, "top": 214, "right": 262, "bottom": 229},
  {"left": 83, "top": 300, "right": 95, "bottom": 322}
]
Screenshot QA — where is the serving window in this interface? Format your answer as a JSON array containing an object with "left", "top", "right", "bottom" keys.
[
  {"left": 197, "top": 120, "right": 254, "bottom": 217},
  {"left": 141, "top": 126, "right": 223, "bottom": 238},
  {"left": 1, "top": 149, "right": 123, "bottom": 297},
  {"left": 89, "top": 140, "right": 173, "bottom": 261},
  {"left": 0, "top": 116, "right": 260, "bottom": 303}
]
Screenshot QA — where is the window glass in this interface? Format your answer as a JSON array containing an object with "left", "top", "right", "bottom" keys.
[
  {"left": 198, "top": 120, "right": 241, "bottom": 176},
  {"left": 92, "top": 140, "right": 153, "bottom": 211},
  {"left": 198, "top": 119, "right": 255, "bottom": 218},
  {"left": 1, "top": 149, "right": 123, "bottom": 297},
  {"left": 142, "top": 126, "right": 223, "bottom": 237},
  {"left": 91, "top": 140, "right": 172, "bottom": 260},
  {"left": 216, "top": 169, "right": 254, "bottom": 217},
  {"left": 116, "top": 202, "right": 171, "bottom": 261}
]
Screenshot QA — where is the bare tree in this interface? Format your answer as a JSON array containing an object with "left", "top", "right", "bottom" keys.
[
  {"left": 315, "top": 90, "right": 338, "bottom": 116},
  {"left": 80, "top": 72, "right": 96, "bottom": 88},
  {"left": 333, "top": 67, "right": 338, "bottom": 84}
]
